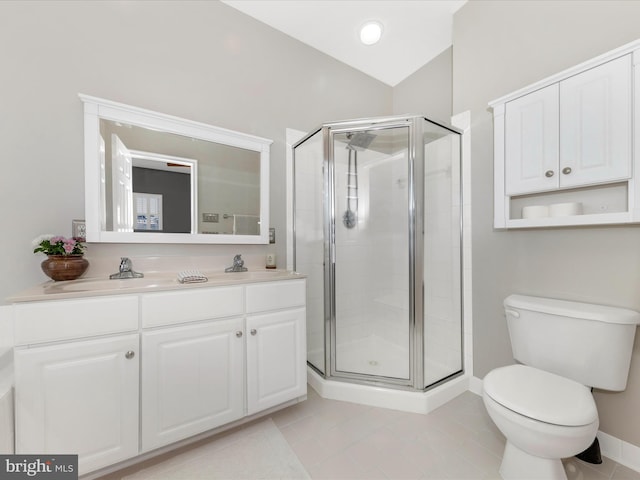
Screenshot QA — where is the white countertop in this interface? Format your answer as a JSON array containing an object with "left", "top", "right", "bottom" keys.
[{"left": 8, "top": 269, "right": 306, "bottom": 303}]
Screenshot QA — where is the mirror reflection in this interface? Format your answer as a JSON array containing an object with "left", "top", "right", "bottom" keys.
[
  {"left": 81, "top": 94, "right": 272, "bottom": 244},
  {"left": 101, "top": 120, "right": 260, "bottom": 235}
]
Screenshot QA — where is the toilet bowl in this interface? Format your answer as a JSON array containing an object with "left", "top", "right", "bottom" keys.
[
  {"left": 483, "top": 365, "right": 598, "bottom": 479},
  {"left": 483, "top": 294, "right": 640, "bottom": 480}
]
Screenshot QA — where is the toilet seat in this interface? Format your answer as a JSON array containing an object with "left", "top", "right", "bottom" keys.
[{"left": 484, "top": 364, "right": 597, "bottom": 427}]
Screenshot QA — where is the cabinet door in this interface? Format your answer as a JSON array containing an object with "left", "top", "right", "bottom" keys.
[
  {"left": 14, "top": 334, "right": 139, "bottom": 475},
  {"left": 141, "top": 317, "right": 244, "bottom": 451},
  {"left": 560, "top": 54, "right": 632, "bottom": 188},
  {"left": 246, "top": 308, "right": 306, "bottom": 415},
  {"left": 505, "top": 83, "right": 559, "bottom": 195}
]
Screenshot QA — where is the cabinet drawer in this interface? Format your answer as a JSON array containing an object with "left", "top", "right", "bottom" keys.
[
  {"left": 246, "top": 280, "right": 306, "bottom": 313},
  {"left": 14, "top": 295, "right": 138, "bottom": 345},
  {"left": 141, "top": 286, "right": 243, "bottom": 328}
]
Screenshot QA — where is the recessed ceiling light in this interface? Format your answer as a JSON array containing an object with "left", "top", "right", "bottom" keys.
[{"left": 359, "top": 21, "right": 383, "bottom": 46}]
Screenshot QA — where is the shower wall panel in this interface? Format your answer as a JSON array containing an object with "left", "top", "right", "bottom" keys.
[
  {"left": 423, "top": 131, "right": 462, "bottom": 387},
  {"left": 293, "top": 131, "right": 325, "bottom": 374}
]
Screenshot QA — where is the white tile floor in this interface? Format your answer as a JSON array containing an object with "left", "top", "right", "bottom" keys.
[{"left": 101, "top": 386, "right": 640, "bottom": 480}]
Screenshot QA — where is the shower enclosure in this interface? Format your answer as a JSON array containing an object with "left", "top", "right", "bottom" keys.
[{"left": 292, "top": 115, "right": 463, "bottom": 390}]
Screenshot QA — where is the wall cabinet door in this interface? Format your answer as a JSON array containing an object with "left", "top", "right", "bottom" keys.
[
  {"left": 246, "top": 308, "right": 306, "bottom": 415},
  {"left": 14, "top": 334, "right": 139, "bottom": 475},
  {"left": 560, "top": 54, "right": 632, "bottom": 188},
  {"left": 141, "top": 317, "right": 244, "bottom": 451},
  {"left": 505, "top": 83, "right": 559, "bottom": 195}
]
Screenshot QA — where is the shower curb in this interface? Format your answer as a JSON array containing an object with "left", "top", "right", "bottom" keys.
[{"left": 307, "top": 366, "right": 469, "bottom": 415}]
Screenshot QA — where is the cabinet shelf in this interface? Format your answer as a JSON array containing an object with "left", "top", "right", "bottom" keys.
[{"left": 505, "top": 211, "right": 633, "bottom": 229}]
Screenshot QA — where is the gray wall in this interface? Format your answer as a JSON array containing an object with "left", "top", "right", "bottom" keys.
[
  {"left": 452, "top": 0, "right": 640, "bottom": 446},
  {"left": 11, "top": 0, "right": 638, "bottom": 451},
  {"left": 393, "top": 47, "right": 452, "bottom": 122},
  {"left": 0, "top": 0, "right": 392, "bottom": 301}
]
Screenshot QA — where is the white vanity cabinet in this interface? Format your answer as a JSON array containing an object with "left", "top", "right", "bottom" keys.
[
  {"left": 14, "top": 335, "right": 140, "bottom": 473},
  {"left": 10, "top": 275, "right": 307, "bottom": 476},
  {"left": 246, "top": 281, "right": 307, "bottom": 414},
  {"left": 492, "top": 40, "right": 640, "bottom": 228},
  {"left": 12, "top": 296, "right": 140, "bottom": 475},
  {"left": 141, "top": 317, "right": 245, "bottom": 452},
  {"left": 139, "top": 286, "right": 246, "bottom": 452},
  {"left": 140, "top": 280, "right": 306, "bottom": 450}
]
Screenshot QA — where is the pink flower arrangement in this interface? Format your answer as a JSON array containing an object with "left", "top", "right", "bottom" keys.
[{"left": 32, "top": 234, "right": 86, "bottom": 256}]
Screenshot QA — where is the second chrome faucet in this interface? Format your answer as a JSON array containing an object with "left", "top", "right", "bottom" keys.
[{"left": 225, "top": 254, "right": 248, "bottom": 273}]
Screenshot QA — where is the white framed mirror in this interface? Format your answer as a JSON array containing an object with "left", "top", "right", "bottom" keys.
[{"left": 80, "top": 94, "right": 272, "bottom": 244}]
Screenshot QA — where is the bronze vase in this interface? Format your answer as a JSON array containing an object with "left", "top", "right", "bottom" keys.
[{"left": 41, "top": 255, "right": 89, "bottom": 281}]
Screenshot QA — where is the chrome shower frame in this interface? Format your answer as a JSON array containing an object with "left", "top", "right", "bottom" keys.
[{"left": 292, "top": 114, "right": 464, "bottom": 391}]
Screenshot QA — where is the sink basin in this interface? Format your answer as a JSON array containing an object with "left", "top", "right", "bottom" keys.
[
  {"left": 44, "top": 276, "right": 177, "bottom": 294},
  {"left": 41, "top": 270, "right": 302, "bottom": 295},
  {"left": 209, "top": 270, "right": 298, "bottom": 281}
]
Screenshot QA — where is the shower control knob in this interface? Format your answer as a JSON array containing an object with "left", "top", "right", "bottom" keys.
[
  {"left": 562, "top": 167, "right": 572, "bottom": 175},
  {"left": 545, "top": 170, "right": 554, "bottom": 178}
]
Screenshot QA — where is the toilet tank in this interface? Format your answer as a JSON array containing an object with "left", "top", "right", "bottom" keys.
[{"left": 504, "top": 294, "right": 640, "bottom": 391}]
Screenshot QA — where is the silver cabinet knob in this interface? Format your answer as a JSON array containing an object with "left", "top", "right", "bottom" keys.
[
  {"left": 250, "top": 329, "right": 257, "bottom": 336},
  {"left": 125, "top": 350, "right": 135, "bottom": 359},
  {"left": 562, "top": 167, "right": 572, "bottom": 175},
  {"left": 545, "top": 170, "right": 554, "bottom": 178},
  {"left": 236, "top": 331, "right": 243, "bottom": 338}
]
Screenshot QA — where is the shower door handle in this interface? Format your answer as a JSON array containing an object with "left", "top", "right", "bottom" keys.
[{"left": 330, "top": 222, "right": 336, "bottom": 264}]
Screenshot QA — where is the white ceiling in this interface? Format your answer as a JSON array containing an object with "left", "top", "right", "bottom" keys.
[{"left": 221, "top": 0, "right": 466, "bottom": 87}]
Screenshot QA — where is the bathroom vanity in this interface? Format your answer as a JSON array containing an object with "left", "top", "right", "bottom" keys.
[{"left": 8, "top": 272, "right": 306, "bottom": 476}]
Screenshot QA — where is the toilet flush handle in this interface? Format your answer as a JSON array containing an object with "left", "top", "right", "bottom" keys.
[{"left": 505, "top": 309, "right": 520, "bottom": 318}]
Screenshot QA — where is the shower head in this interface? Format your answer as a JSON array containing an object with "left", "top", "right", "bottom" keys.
[{"left": 346, "top": 132, "right": 376, "bottom": 151}]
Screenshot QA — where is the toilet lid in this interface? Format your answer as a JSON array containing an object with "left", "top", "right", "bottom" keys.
[{"left": 483, "top": 364, "right": 598, "bottom": 427}]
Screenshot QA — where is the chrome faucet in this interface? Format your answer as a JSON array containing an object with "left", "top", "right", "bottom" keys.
[
  {"left": 110, "top": 257, "right": 144, "bottom": 279},
  {"left": 225, "top": 254, "right": 248, "bottom": 273}
]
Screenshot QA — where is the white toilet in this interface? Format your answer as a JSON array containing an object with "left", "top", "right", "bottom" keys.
[{"left": 483, "top": 294, "right": 640, "bottom": 480}]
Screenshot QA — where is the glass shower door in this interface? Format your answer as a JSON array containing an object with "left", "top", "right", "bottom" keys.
[{"left": 331, "top": 126, "right": 411, "bottom": 382}]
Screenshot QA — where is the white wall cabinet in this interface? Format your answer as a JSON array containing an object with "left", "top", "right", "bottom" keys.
[
  {"left": 492, "top": 40, "right": 640, "bottom": 228},
  {"left": 11, "top": 277, "right": 307, "bottom": 476},
  {"left": 505, "top": 55, "right": 631, "bottom": 196},
  {"left": 14, "top": 334, "right": 139, "bottom": 474}
]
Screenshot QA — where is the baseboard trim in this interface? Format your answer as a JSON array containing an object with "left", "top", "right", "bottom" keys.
[
  {"left": 468, "top": 375, "right": 483, "bottom": 396},
  {"left": 470, "top": 376, "right": 640, "bottom": 474},
  {"left": 597, "top": 430, "right": 640, "bottom": 473}
]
